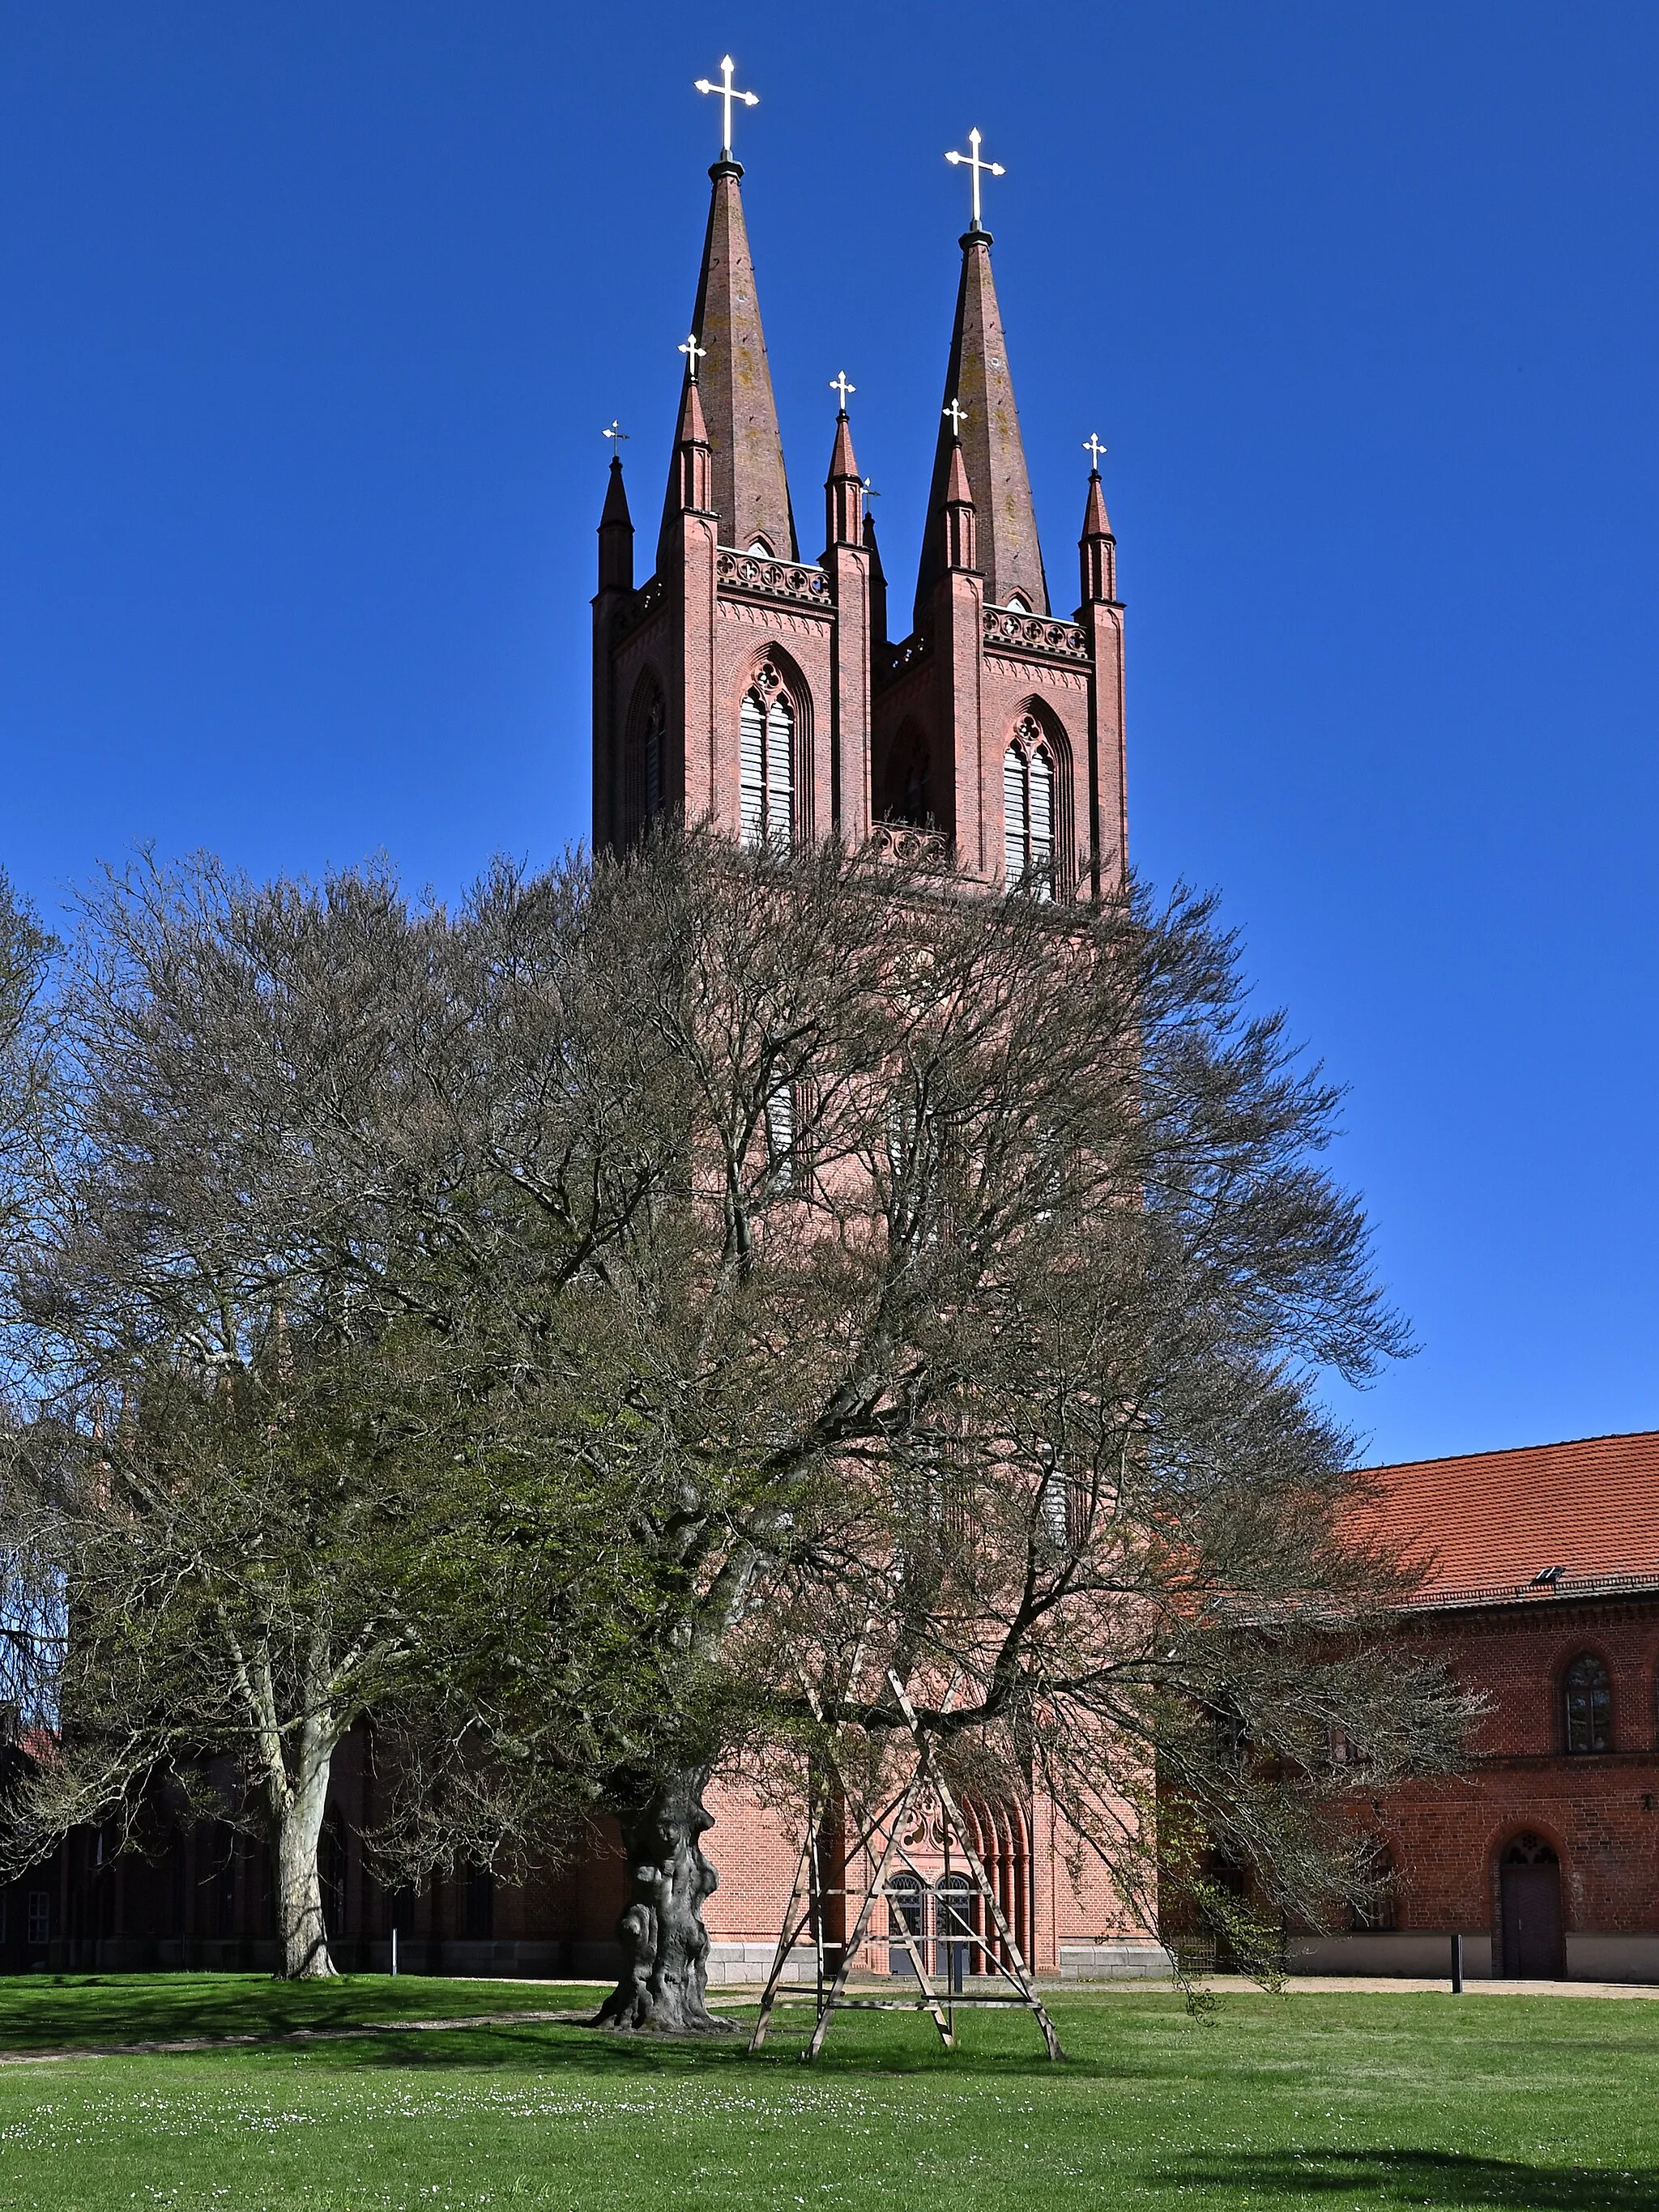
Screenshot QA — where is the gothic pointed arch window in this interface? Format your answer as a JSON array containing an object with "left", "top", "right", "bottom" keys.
[
  {"left": 1563, "top": 1652, "right": 1612, "bottom": 1753},
  {"left": 627, "top": 674, "right": 667, "bottom": 841},
  {"left": 642, "top": 693, "right": 663, "bottom": 825},
  {"left": 740, "top": 662, "right": 795, "bottom": 846},
  {"left": 1003, "top": 715, "right": 1056, "bottom": 897}
]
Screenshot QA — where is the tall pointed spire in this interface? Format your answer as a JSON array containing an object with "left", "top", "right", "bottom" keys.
[
  {"left": 915, "top": 228, "right": 1049, "bottom": 625},
  {"left": 1078, "top": 459, "right": 1116, "bottom": 607},
  {"left": 825, "top": 405, "right": 863, "bottom": 548},
  {"left": 597, "top": 455, "right": 633, "bottom": 595},
  {"left": 659, "top": 160, "right": 796, "bottom": 563}
]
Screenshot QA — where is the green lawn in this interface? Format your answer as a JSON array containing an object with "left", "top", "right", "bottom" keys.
[{"left": 0, "top": 1975, "right": 1652, "bottom": 2210}]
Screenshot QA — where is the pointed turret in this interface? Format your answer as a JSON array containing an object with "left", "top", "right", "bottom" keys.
[
  {"left": 598, "top": 455, "right": 633, "bottom": 595},
  {"left": 863, "top": 508, "right": 888, "bottom": 648},
  {"left": 659, "top": 374, "right": 714, "bottom": 562},
  {"left": 824, "top": 410, "right": 863, "bottom": 549},
  {"left": 940, "top": 436, "right": 979, "bottom": 574},
  {"left": 659, "top": 160, "right": 796, "bottom": 564},
  {"left": 915, "top": 228, "right": 1048, "bottom": 627},
  {"left": 1078, "top": 467, "right": 1116, "bottom": 607}
]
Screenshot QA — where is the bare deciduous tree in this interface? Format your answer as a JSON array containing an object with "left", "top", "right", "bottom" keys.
[
  {"left": 376, "top": 830, "right": 1469, "bottom": 2031},
  {"left": 0, "top": 833, "right": 1466, "bottom": 2010}
]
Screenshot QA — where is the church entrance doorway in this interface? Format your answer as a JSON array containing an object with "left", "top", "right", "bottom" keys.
[
  {"left": 887, "top": 1873, "right": 926, "bottom": 1975},
  {"left": 935, "top": 1873, "right": 975, "bottom": 1990},
  {"left": 1499, "top": 1834, "right": 1563, "bottom": 1978}
]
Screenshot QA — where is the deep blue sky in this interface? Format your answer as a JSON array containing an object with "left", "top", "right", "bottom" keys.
[{"left": 3, "top": 4, "right": 1657, "bottom": 1465}]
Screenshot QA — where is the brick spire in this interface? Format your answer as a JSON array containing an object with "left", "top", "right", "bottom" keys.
[
  {"left": 940, "top": 435, "right": 979, "bottom": 574},
  {"left": 597, "top": 454, "right": 633, "bottom": 594},
  {"left": 660, "top": 160, "right": 797, "bottom": 563},
  {"left": 664, "top": 372, "right": 714, "bottom": 528},
  {"left": 1078, "top": 465, "right": 1116, "bottom": 606},
  {"left": 915, "top": 228, "right": 1048, "bottom": 627},
  {"left": 824, "top": 408, "right": 863, "bottom": 548},
  {"left": 863, "top": 507, "right": 888, "bottom": 646}
]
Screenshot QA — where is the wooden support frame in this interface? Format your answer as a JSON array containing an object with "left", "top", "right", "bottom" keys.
[{"left": 748, "top": 1671, "right": 1064, "bottom": 2062}]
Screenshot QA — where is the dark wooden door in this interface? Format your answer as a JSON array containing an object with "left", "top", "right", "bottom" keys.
[{"left": 1501, "top": 1860, "right": 1563, "bottom": 1977}]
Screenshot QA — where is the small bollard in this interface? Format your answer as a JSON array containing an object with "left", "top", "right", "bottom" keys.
[
  {"left": 391, "top": 1926, "right": 399, "bottom": 1978},
  {"left": 1451, "top": 1930, "right": 1463, "bottom": 1993}
]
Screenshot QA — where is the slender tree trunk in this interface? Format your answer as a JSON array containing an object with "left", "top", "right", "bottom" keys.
[
  {"left": 270, "top": 1724, "right": 338, "bottom": 1980},
  {"left": 593, "top": 1769, "right": 731, "bottom": 2033}
]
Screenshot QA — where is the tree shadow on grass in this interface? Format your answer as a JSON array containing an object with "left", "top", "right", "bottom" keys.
[
  {"left": 1166, "top": 2150, "right": 1658, "bottom": 2211},
  {"left": 203, "top": 2012, "right": 1093, "bottom": 2082},
  {"left": 0, "top": 1975, "right": 600, "bottom": 2056}
]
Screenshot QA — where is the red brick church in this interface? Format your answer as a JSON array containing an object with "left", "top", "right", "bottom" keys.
[{"left": 8, "top": 103, "right": 1656, "bottom": 1988}]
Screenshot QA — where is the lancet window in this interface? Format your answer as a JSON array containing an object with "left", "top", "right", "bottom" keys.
[
  {"left": 740, "top": 665, "right": 795, "bottom": 846},
  {"left": 1003, "top": 716, "right": 1055, "bottom": 897},
  {"left": 642, "top": 694, "right": 663, "bottom": 825},
  {"left": 627, "top": 679, "right": 667, "bottom": 841},
  {"left": 764, "top": 1077, "right": 795, "bottom": 1190},
  {"left": 1563, "top": 1652, "right": 1612, "bottom": 1754}
]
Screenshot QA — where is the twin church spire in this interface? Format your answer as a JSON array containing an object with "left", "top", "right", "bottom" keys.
[
  {"left": 591, "top": 73, "right": 1127, "bottom": 902},
  {"left": 656, "top": 156, "right": 798, "bottom": 569}
]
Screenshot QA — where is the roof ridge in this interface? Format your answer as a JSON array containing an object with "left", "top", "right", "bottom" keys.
[{"left": 1367, "top": 1426, "right": 1659, "bottom": 1476}]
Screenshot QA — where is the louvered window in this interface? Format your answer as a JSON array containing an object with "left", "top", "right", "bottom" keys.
[
  {"left": 1004, "top": 720, "right": 1056, "bottom": 899},
  {"left": 1004, "top": 749, "right": 1026, "bottom": 884},
  {"left": 1029, "top": 748, "right": 1053, "bottom": 879},
  {"left": 740, "top": 684, "right": 795, "bottom": 846}
]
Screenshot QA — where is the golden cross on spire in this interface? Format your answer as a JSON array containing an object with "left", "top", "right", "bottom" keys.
[
  {"left": 945, "top": 128, "right": 1005, "bottom": 231},
  {"left": 694, "top": 55, "right": 759, "bottom": 161},
  {"left": 1083, "top": 433, "right": 1107, "bottom": 471},
  {"left": 830, "top": 371, "right": 855, "bottom": 414},
  {"left": 943, "top": 397, "right": 967, "bottom": 438},
  {"left": 679, "top": 331, "right": 706, "bottom": 381}
]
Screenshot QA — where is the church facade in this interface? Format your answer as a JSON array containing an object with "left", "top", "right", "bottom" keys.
[{"left": 582, "top": 123, "right": 1152, "bottom": 1988}]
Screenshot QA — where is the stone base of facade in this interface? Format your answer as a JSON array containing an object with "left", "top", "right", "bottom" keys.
[
  {"left": 1288, "top": 1930, "right": 1659, "bottom": 1983},
  {"left": 1058, "top": 1941, "right": 1175, "bottom": 1980}
]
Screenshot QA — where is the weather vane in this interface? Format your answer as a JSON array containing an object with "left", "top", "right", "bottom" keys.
[
  {"left": 694, "top": 55, "right": 758, "bottom": 161},
  {"left": 830, "top": 372, "right": 855, "bottom": 414},
  {"left": 943, "top": 397, "right": 967, "bottom": 438},
  {"left": 945, "top": 129, "right": 1004, "bottom": 231},
  {"left": 679, "top": 331, "right": 706, "bottom": 381},
  {"left": 1083, "top": 433, "right": 1107, "bottom": 471}
]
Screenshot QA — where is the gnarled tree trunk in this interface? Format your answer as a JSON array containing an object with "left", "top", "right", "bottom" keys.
[{"left": 593, "top": 1769, "right": 731, "bottom": 2033}]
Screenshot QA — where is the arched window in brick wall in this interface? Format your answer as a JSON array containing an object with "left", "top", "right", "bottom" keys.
[
  {"left": 1346, "top": 1840, "right": 1398, "bottom": 1932},
  {"left": 1003, "top": 716, "right": 1055, "bottom": 897},
  {"left": 642, "top": 697, "right": 663, "bottom": 825},
  {"left": 625, "top": 673, "right": 667, "bottom": 842},
  {"left": 1563, "top": 1652, "right": 1612, "bottom": 1754},
  {"left": 740, "top": 664, "right": 795, "bottom": 846}
]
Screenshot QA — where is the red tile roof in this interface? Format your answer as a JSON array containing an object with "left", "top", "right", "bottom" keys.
[{"left": 1356, "top": 1430, "right": 1659, "bottom": 1609}]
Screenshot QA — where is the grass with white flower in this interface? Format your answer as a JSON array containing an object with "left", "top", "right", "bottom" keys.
[{"left": 0, "top": 1975, "right": 1651, "bottom": 2210}]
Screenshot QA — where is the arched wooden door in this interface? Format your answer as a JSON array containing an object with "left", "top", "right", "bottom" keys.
[{"left": 1500, "top": 1834, "right": 1563, "bottom": 1978}]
